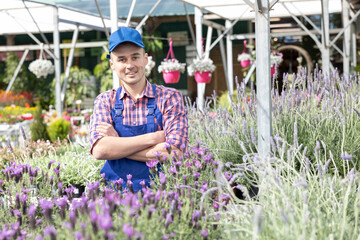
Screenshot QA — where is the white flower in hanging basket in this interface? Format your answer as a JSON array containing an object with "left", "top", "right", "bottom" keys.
[
  {"left": 187, "top": 58, "right": 216, "bottom": 76},
  {"left": 29, "top": 59, "right": 55, "bottom": 78},
  {"left": 270, "top": 53, "right": 283, "bottom": 66},
  {"left": 145, "top": 56, "right": 155, "bottom": 77},
  {"left": 237, "top": 52, "right": 253, "bottom": 62},
  {"left": 158, "top": 59, "right": 186, "bottom": 73}
]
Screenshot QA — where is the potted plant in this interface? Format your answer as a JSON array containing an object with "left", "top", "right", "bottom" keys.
[
  {"left": 237, "top": 40, "right": 253, "bottom": 68},
  {"left": 158, "top": 58, "right": 186, "bottom": 84},
  {"left": 145, "top": 56, "right": 155, "bottom": 77},
  {"left": 187, "top": 58, "right": 216, "bottom": 84},
  {"left": 157, "top": 38, "right": 186, "bottom": 84},
  {"left": 270, "top": 52, "right": 283, "bottom": 78}
]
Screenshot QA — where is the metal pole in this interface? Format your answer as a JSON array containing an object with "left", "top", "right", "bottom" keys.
[
  {"left": 195, "top": 7, "right": 205, "bottom": 111},
  {"left": 204, "top": 26, "right": 213, "bottom": 59},
  {"left": 351, "top": 22, "right": 357, "bottom": 70},
  {"left": 5, "top": 49, "right": 29, "bottom": 93},
  {"left": 53, "top": 6, "right": 62, "bottom": 117},
  {"left": 226, "top": 20, "right": 234, "bottom": 95},
  {"left": 321, "top": 0, "right": 330, "bottom": 75},
  {"left": 136, "top": 0, "right": 163, "bottom": 31},
  {"left": 255, "top": 0, "right": 271, "bottom": 157},
  {"left": 126, "top": 0, "right": 137, "bottom": 27},
  {"left": 110, "top": 0, "right": 120, "bottom": 89},
  {"left": 217, "top": 29, "right": 229, "bottom": 91},
  {"left": 61, "top": 26, "right": 79, "bottom": 103},
  {"left": 342, "top": 0, "right": 351, "bottom": 78}
]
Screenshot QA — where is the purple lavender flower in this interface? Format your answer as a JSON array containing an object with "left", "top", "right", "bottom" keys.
[
  {"left": 126, "top": 174, "right": 132, "bottom": 180},
  {"left": 341, "top": 152, "right": 353, "bottom": 161},
  {"left": 168, "top": 166, "right": 177, "bottom": 174},
  {"left": 122, "top": 223, "right": 135, "bottom": 237},
  {"left": 224, "top": 171, "right": 232, "bottom": 181},
  {"left": 28, "top": 204, "right": 36, "bottom": 217},
  {"left": 159, "top": 172, "right": 167, "bottom": 184},
  {"left": 39, "top": 198, "right": 53, "bottom": 210},
  {"left": 44, "top": 225, "right": 57, "bottom": 240},
  {"left": 192, "top": 210, "right": 201, "bottom": 222},
  {"left": 193, "top": 171, "right": 200, "bottom": 180},
  {"left": 140, "top": 180, "right": 146, "bottom": 189},
  {"left": 194, "top": 160, "right": 202, "bottom": 169},
  {"left": 98, "top": 213, "right": 113, "bottom": 231},
  {"left": 146, "top": 159, "right": 159, "bottom": 168},
  {"left": 164, "top": 213, "right": 173, "bottom": 229},
  {"left": 48, "top": 160, "right": 55, "bottom": 170},
  {"left": 200, "top": 182, "right": 208, "bottom": 193},
  {"left": 201, "top": 229, "right": 208, "bottom": 239}
]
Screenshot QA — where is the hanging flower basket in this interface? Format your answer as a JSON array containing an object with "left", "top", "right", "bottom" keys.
[
  {"left": 28, "top": 59, "right": 55, "bottom": 78},
  {"left": 237, "top": 40, "right": 253, "bottom": 68},
  {"left": 145, "top": 56, "right": 155, "bottom": 77},
  {"left": 240, "top": 59, "right": 251, "bottom": 68},
  {"left": 162, "top": 70, "right": 181, "bottom": 84},
  {"left": 194, "top": 71, "right": 212, "bottom": 84},
  {"left": 28, "top": 46, "right": 55, "bottom": 78},
  {"left": 188, "top": 58, "right": 216, "bottom": 84},
  {"left": 158, "top": 38, "right": 186, "bottom": 84},
  {"left": 270, "top": 52, "right": 283, "bottom": 78}
]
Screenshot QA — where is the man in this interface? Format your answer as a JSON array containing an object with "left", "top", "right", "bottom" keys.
[{"left": 89, "top": 27, "right": 188, "bottom": 192}]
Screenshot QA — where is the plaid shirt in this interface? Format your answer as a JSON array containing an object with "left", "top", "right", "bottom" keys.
[{"left": 89, "top": 80, "right": 188, "bottom": 152}]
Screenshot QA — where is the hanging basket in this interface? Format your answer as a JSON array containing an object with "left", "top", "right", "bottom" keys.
[
  {"left": 158, "top": 38, "right": 185, "bottom": 84},
  {"left": 194, "top": 71, "right": 212, "bottom": 84},
  {"left": 240, "top": 59, "right": 251, "bottom": 68},
  {"left": 163, "top": 70, "right": 181, "bottom": 84},
  {"left": 271, "top": 65, "right": 276, "bottom": 78}
]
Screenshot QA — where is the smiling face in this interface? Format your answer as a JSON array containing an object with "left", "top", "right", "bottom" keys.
[{"left": 109, "top": 42, "right": 148, "bottom": 88}]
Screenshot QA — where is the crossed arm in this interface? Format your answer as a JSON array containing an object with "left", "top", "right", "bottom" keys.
[{"left": 91, "top": 122, "right": 180, "bottom": 162}]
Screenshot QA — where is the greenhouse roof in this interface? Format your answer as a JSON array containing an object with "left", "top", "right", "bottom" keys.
[
  {"left": 33, "top": 0, "right": 195, "bottom": 18},
  {"left": 0, "top": 0, "right": 127, "bottom": 35},
  {"left": 180, "top": 0, "right": 342, "bottom": 21}
]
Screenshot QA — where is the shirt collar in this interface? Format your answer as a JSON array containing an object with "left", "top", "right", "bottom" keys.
[{"left": 119, "top": 80, "right": 155, "bottom": 99}]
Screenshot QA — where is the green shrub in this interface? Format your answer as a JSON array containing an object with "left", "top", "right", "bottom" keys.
[
  {"left": 30, "top": 101, "right": 49, "bottom": 141},
  {"left": 47, "top": 118, "right": 71, "bottom": 142}
]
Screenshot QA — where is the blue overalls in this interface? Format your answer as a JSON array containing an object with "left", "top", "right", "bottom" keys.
[{"left": 100, "top": 84, "right": 163, "bottom": 192}]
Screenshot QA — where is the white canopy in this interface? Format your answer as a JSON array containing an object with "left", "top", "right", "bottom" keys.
[
  {"left": 181, "top": 0, "right": 342, "bottom": 20},
  {"left": 0, "top": 0, "right": 126, "bottom": 35}
]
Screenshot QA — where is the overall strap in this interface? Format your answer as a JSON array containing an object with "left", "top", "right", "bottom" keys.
[
  {"left": 113, "top": 87, "right": 124, "bottom": 126},
  {"left": 146, "top": 85, "right": 157, "bottom": 132}
]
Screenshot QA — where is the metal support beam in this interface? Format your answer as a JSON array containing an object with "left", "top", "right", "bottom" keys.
[
  {"left": 351, "top": 22, "right": 357, "bottom": 70},
  {"left": 269, "top": 0, "right": 279, "bottom": 9},
  {"left": 195, "top": 7, "right": 205, "bottom": 111},
  {"left": 281, "top": 3, "right": 322, "bottom": 49},
  {"left": 136, "top": 0, "right": 162, "bottom": 31},
  {"left": 204, "top": 26, "right": 213, "bottom": 59},
  {"left": 208, "top": 7, "right": 249, "bottom": 52},
  {"left": 342, "top": 0, "right": 351, "bottom": 78},
  {"left": 126, "top": 0, "right": 137, "bottom": 27},
  {"left": 203, "top": 19, "right": 226, "bottom": 32},
  {"left": 243, "top": 0, "right": 255, "bottom": 10},
  {"left": 226, "top": 20, "right": 234, "bottom": 95},
  {"left": 94, "top": 0, "right": 110, "bottom": 40},
  {"left": 5, "top": 11, "right": 56, "bottom": 60},
  {"left": 217, "top": 29, "right": 229, "bottom": 91},
  {"left": 61, "top": 26, "right": 79, "bottom": 103},
  {"left": 244, "top": 62, "right": 256, "bottom": 85},
  {"left": 53, "top": 6, "right": 62, "bottom": 117},
  {"left": 5, "top": 49, "right": 29, "bottom": 93},
  {"left": 255, "top": 0, "right": 271, "bottom": 157},
  {"left": 184, "top": 3, "right": 196, "bottom": 48},
  {"left": 110, "top": 0, "right": 120, "bottom": 89},
  {"left": 330, "top": 10, "right": 360, "bottom": 46},
  {"left": 321, "top": 0, "right": 331, "bottom": 75}
]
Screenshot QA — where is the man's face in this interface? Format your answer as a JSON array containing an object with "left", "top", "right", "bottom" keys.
[{"left": 109, "top": 42, "right": 148, "bottom": 87}]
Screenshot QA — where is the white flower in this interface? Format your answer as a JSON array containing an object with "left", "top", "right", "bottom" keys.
[
  {"left": 145, "top": 56, "right": 155, "bottom": 77},
  {"left": 187, "top": 58, "right": 216, "bottom": 76},
  {"left": 237, "top": 53, "right": 252, "bottom": 62},
  {"left": 29, "top": 59, "right": 55, "bottom": 78},
  {"left": 270, "top": 53, "right": 283, "bottom": 66},
  {"left": 158, "top": 59, "right": 186, "bottom": 73}
]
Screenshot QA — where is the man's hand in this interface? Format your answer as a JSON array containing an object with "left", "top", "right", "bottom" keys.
[
  {"left": 96, "top": 122, "right": 119, "bottom": 137},
  {"left": 149, "top": 130, "right": 166, "bottom": 145}
]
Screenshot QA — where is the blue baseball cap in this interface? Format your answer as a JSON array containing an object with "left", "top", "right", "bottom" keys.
[{"left": 107, "top": 27, "right": 144, "bottom": 58}]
